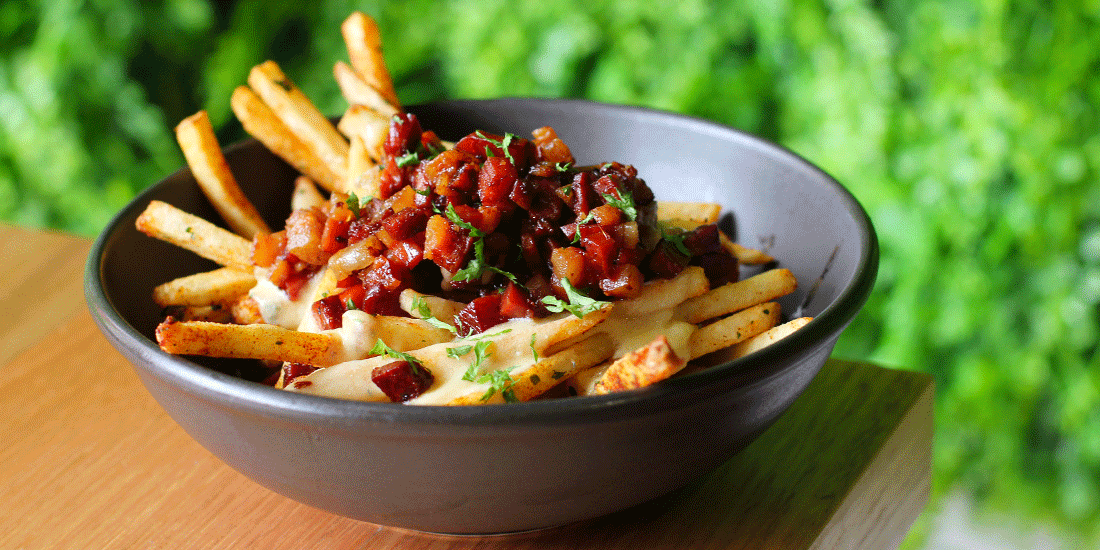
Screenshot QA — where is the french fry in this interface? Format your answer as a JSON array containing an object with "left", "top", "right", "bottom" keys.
[
  {"left": 174, "top": 111, "right": 270, "bottom": 238},
  {"left": 334, "top": 60, "right": 399, "bottom": 117},
  {"left": 230, "top": 295, "right": 265, "bottom": 325},
  {"left": 656, "top": 201, "right": 722, "bottom": 226},
  {"left": 676, "top": 268, "right": 797, "bottom": 324},
  {"left": 729, "top": 316, "right": 812, "bottom": 359},
  {"left": 156, "top": 319, "right": 342, "bottom": 365},
  {"left": 372, "top": 315, "right": 455, "bottom": 351},
  {"left": 153, "top": 267, "right": 256, "bottom": 307},
  {"left": 135, "top": 200, "right": 252, "bottom": 271},
  {"left": 688, "top": 302, "right": 781, "bottom": 360},
  {"left": 611, "top": 265, "right": 709, "bottom": 317},
  {"left": 338, "top": 104, "right": 390, "bottom": 164},
  {"left": 291, "top": 175, "right": 327, "bottom": 211},
  {"left": 231, "top": 86, "right": 343, "bottom": 191},
  {"left": 720, "top": 232, "right": 773, "bottom": 265},
  {"left": 399, "top": 289, "right": 464, "bottom": 327},
  {"left": 341, "top": 11, "right": 401, "bottom": 110},
  {"left": 593, "top": 335, "right": 686, "bottom": 394},
  {"left": 565, "top": 363, "right": 609, "bottom": 397},
  {"left": 165, "top": 304, "right": 235, "bottom": 324},
  {"left": 448, "top": 332, "right": 616, "bottom": 405},
  {"left": 345, "top": 134, "right": 377, "bottom": 196},
  {"left": 247, "top": 61, "right": 349, "bottom": 190}
]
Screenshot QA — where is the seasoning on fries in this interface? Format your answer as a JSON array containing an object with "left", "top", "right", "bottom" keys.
[{"left": 135, "top": 11, "right": 812, "bottom": 405}]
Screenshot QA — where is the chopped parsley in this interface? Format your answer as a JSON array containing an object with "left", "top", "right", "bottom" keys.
[
  {"left": 445, "top": 204, "right": 518, "bottom": 284},
  {"left": 476, "top": 367, "right": 517, "bottom": 402},
  {"left": 541, "top": 278, "right": 608, "bottom": 318},
  {"left": 530, "top": 334, "right": 539, "bottom": 363},
  {"left": 601, "top": 190, "right": 638, "bottom": 221},
  {"left": 661, "top": 225, "right": 692, "bottom": 256},
  {"left": 411, "top": 296, "right": 457, "bottom": 333},
  {"left": 346, "top": 192, "right": 364, "bottom": 219},
  {"left": 555, "top": 161, "right": 573, "bottom": 172},
  {"left": 475, "top": 130, "right": 517, "bottom": 164},
  {"left": 395, "top": 151, "right": 420, "bottom": 167},
  {"left": 458, "top": 340, "right": 494, "bottom": 382},
  {"left": 369, "top": 339, "right": 425, "bottom": 375},
  {"left": 344, "top": 297, "right": 358, "bottom": 311}
]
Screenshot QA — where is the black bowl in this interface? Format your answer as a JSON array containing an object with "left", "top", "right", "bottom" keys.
[{"left": 86, "top": 98, "right": 877, "bottom": 534}]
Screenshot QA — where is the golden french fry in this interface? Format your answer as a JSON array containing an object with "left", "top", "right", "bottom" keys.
[
  {"left": 730, "top": 316, "right": 812, "bottom": 359},
  {"left": 230, "top": 295, "right": 265, "bottom": 325},
  {"left": 175, "top": 111, "right": 270, "bottom": 238},
  {"left": 611, "top": 265, "right": 709, "bottom": 317},
  {"left": 334, "top": 60, "right": 399, "bottom": 117},
  {"left": 247, "top": 61, "right": 349, "bottom": 189},
  {"left": 341, "top": 12, "right": 401, "bottom": 110},
  {"left": 593, "top": 335, "right": 686, "bottom": 394},
  {"left": 338, "top": 104, "right": 390, "bottom": 164},
  {"left": 676, "top": 268, "right": 797, "bottom": 324},
  {"left": 688, "top": 302, "right": 781, "bottom": 360},
  {"left": 345, "top": 134, "right": 379, "bottom": 196},
  {"left": 165, "top": 304, "right": 235, "bottom": 324},
  {"left": 135, "top": 200, "right": 252, "bottom": 271},
  {"left": 719, "top": 231, "right": 773, "bottom": 264},
  {"left": 231, "top": 86, "right": 343, "bottom": 191},
  {"left": 399, "top": 289, "right": 464, "bottom": 327},
  {"left": 656, "top": 201, "right": 722, "bottom": 226},
  {"left": 448, "top": 332, "right": 616, "bottom": 405},
  {"left": 373, "top": 315, "right": 455, "bottom": 351},
  {"left": 291, "top": 175, "right": 327, "bottom": 211},
  {"left": 156, "top": 319, "right": 342, "bottom": 365},
  {"left": 565, "top": 363, "right": 610, "bottom": 397},
  {"left": 153, "top": 266, "right": 256, "bottom": 307}
]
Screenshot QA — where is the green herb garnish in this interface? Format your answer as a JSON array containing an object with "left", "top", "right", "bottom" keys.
[
  {"left": 345, "top": 297, "right": 358, "bottom": 311},
  {"left": 411, "top": 296, "right": 457, "bottom": 333},
  {"left": 476, "top": 367, "right": 517, "bottom": 402},
  {"left": 369, "top": 339, "right": 425, "bottom": 375},
  {"left": 601, "top": 190, "right": 637, "bottom": 221},
  {"left": 541, "top": 278, "right": 608, "bottom": 318},
  {"left": 530, "top": 333, "right": 539, "bottom": 363},
  {"left": 475, "top": 130, "right": 517, "bottom": 164},
  {"left": 458, "top": 341, "right": 494, "bottom": 382},
  {"left": 346, "top": 192, "right": 363, "bottom": 219},
  {"left": 445, "top": 203, "right": 519, "bottom": 284},
  {"left": 396, "top": 151, "right": 420, "bottom": 167},
  {"left": 661, "top": 225, "right": 692, "bottom": 256}
]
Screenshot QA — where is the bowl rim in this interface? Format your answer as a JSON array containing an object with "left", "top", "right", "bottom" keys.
[{"left": 86, "top": 97, "right": 878, "bottom": 428}]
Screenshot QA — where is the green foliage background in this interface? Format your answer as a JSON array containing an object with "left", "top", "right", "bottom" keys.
[{"left": 4, "top": 0, "right": 1098, "bottom": 542}]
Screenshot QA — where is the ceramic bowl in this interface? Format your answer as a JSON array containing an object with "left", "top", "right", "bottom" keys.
[{"left": 86, "top": 98, "right": 877, "bottom": 534}]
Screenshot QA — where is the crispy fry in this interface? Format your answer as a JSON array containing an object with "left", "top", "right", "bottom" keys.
[
  {"left": 676, "top": 268, "right": 797, "bottom": 324},
  {"left": 247, "top": 61, "right": 349, "bottom": 189},
  {"left": 399, "top": 289, "right": 464, "bottom": 327},
  {"left": 334, "top": 60, "right": 399, "bottom": 117},
  {"left": 345, "top": 134, "right": 378, "bottom": 197},
  {"left": 291, "top": 175, "right": 327, "bottom": 211},
  {"left": 230, "top": 295, "right": 265, "bottom": 325},
  {"left": 338, "top": 104, "right": 390, "bottom": 164},
  {"left": 372, "top": 315, "right": 455, "bottom": 351},
  {"left": 448, "top": 332, "right": 616, "bottom": 405},
  {"left": 156, "top": 319, "right": 342, "bottom": 365},
  {"left": 611, "top": 265, "right": 709, "bottom": 317},
  {"left": 688, "top": 302, "right": 781, "bottom": 360},
  {"left": 720, "top": 232, "right": 773, "bottom": 265},
  {"left": 135, "top": 200, "right": 252, "bottom": 271},
  {"left": 165, "top": 304, "right": 235, "bottom": 324},
  {"left": 153, "top": 266, "right": 256, "bottom": 307},
  {"left": 231, "top": 86, "right": 343, "bottom": 191},
  {"left": 656, "top": 201, "right": 722, "bottom": 226},
  {"left": 175, "top": 111, "right": 270, "bottom": 238},
  {"left": 341, "top": 12, "right": 400, "bottom": 110},
  {"left": 730, "top": 316, "right": 812, "bottom": 359},
  {"left": 593, "top": 335, "right": 686, "bottom": 394},
  {"left": 565, "top": 363, "right": 609, "bottom": 397}
]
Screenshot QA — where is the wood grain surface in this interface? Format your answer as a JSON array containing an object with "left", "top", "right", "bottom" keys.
[{"left": 0, "top": 224, "right": 932, "bottom": 549}]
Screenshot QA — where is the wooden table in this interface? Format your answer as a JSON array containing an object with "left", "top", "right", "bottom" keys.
[{"left": 0, "top": 224, "right": 932, "bottom": 549}]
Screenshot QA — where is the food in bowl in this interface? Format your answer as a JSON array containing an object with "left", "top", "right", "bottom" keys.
[{"left": 134, "top": 12, "right": 810, "bottom": 406}]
